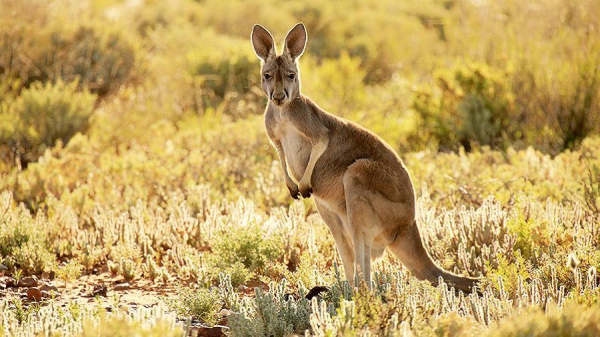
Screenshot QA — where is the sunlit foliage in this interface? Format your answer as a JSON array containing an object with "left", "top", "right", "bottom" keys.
[{"left": 0, "top": 0, "right": 599, "bottom": 336}]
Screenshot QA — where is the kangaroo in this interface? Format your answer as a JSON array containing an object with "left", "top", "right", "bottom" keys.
[{"left": 251, "top": 23, "right": 479, "bottom": 292}]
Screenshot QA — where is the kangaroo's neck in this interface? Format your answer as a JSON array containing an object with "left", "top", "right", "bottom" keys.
[{"left": 269, "top": 95, "right": 312, "bottom": 116}]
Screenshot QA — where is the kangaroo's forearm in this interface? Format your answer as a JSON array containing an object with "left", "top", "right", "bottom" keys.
[
  {"left": 274, "top": 141, "right": 301, "bottom": 199},
  {"left": 274, "top": 142, "right": 294, "bottom": 184},
  {"left": 300, "top": 137, "right": 329, "bottom": 185}
]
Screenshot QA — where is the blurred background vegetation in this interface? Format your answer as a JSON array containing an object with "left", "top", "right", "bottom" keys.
[
  {"left": 1, "top": 0, "right": 599, "bottom": 169},
  {"left": 0, "top": 0, "right": 599, "bottom": 335},
  {"left": 0, "top": 0, "right": 598, "bottom": 209}
]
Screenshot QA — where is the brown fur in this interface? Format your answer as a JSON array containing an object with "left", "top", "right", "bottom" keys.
[{"left": 251, "top": 23, "right": 479, "bottom": 292}]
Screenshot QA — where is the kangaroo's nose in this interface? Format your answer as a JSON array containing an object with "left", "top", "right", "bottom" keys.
[{"left": 272, "top": 91, "right": 285, "bottom": 101}]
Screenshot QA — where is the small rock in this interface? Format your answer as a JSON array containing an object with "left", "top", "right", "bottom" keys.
[
  {"left": 114, "top": 283, "right": 130, "bottom": 291},
  {"left": 92, "top": 284, "right": 108, "bottom": 297},
  {"left": 0, "top": 282, "right": 6, "bottom": 290},
  {"left": 40, "top": 283, "right": 58, "bottom": 292},
  {"left": 18, "top": 275, "right": 39, "bottom": 288},
  {"left": 27, "top": 287, "right": 42, "bottom": 301},
  {"left": 6, "top": 278, "right": 17, "bottom": 287},
  {"left": 0, "top": 264, "right": 8, "bottom": 271},
  {"left": 41, "top": 290, "right": 51, "bottom": 298},
  {"left": 218, "top": 309, "right": 232, "bottom": 317},
  {"left": 194, "top": 325, "right": 227, "bottom": 337}
]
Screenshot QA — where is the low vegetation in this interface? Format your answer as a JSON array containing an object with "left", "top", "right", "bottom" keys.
[{"left": 0, "top": 0, "right": 598, "bottom": 336}]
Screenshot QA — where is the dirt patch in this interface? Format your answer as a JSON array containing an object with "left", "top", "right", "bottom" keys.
[{"left": 0, "top": 269, "right": 179, "bottom": 310}]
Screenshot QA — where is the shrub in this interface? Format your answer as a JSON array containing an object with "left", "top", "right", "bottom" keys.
[
  {"left": 284, "top": 0, "right": 442, "bottom": 83},
  {"left": 485, "top": 254, "right": 531, "bottom": 296},
  {"left": 229, "top": 281, "right": 311, "bottom": 337},
  {"left": 412, "top": 62, "right": 515, "bottom": 151},
  {"left": 0, "top": 192, "right": 55, "bottom": 275},
  {"left": 12, "top": 241, "right": 56, "bottom": 275},
  {"left": 108, "top": 243, "right": 142, "bottom": 281},
  {"left": 214, "top": 261, "right": 252, "bottom": 288},
  {"left": 206, "top": 222, "right": 283, "bottom": 285},
  {"left": 56, "top": 260, "right": 83, "bottom": 286},
  {"left": 506, "top": 212, "right": 548, "bottom": 260},
  {"left": 1, "top": 297, "right": 180, "bottom": 336},
  {"left": 166, "top": 287, "right": 222, "bottom": 325},
  {"left": 0, "top": 80, "right": 96, "bottom": 167},
  {"left": 178, "top": 30, "right": 265, "bottom": 120},
  {"left": 486, "top": 302, "right": 600, "bottom": 337},
  {"left": 0, "top": 3, "right": 138, "bottom": 98},
  {"left": 301, "top": 53, "right": 366, "bottom": 116},
  {"left": 188, "top": 32, "right": 259, "bottom": 100},
  {"left": 510, "top": 47, "right": 600, "bottom": 152},
  {"left": 429, "top": 312, "right": 482, "bottom": 337}
]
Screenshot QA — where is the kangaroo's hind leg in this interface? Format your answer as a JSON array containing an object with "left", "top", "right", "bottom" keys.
[
  {"left": 343, "top": 184, "right": 380, "bottom": 287},
  {"left": 314, "top": 199, "right": 355, "bottom": 284},
  {"left": 343, "top": 159, "right": 414, "bottom": 287}
]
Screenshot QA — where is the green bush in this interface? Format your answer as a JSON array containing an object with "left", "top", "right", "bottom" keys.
[
  {"left": 0, "top": 3, "right": 138, "bottom": 98},
  {"left": 508, "top": 44, "right": 600, "bottom": 153},
  {"left": 0, "top": 80, "right": 96, "bottom": 166},
  {"left": 302, "top": 53, "right": 366, "bottom": 116},
  {"left": 229, "top": 281, "right": 311, "bottom": 337},
  {"left": 207, "top": 222, "right": 283, "bottom": 282},
  {"left": 204, "top": 224, "right": 282, "bottom": 287},
  {"left": 0, "top": 192, "right": 55, "bottom": 275},
  {"left": 412, "top": 62, "right": 515, "bottom": 151},
  {"left": 11, "top": 241, "right": 56, "bottom": 275},
  {"left": 262, "top": 0, "right": 441, "bottom": 83},
  {"left": 486, "top": 302, "right": 600, "bottom": 337},
  {"left": 180, "top": 30, "right": 264, "bottom": 119},
  {"left": 188, "top": 32, "right": 259, "bottom": 100},
  {"left": 166, "top": 287, "right": 222, "bottom": 325}
]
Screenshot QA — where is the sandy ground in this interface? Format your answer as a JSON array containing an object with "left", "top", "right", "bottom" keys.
[
  {"left": 0, "top": 267, "right": 179, "bottom": 311},
  {"left": 1, "top": 267, "right": 241, "bottom": 336}
]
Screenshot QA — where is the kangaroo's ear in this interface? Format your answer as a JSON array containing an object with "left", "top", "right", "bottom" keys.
[
  {"left": 251, "top": 24, "right": 276, "bottom": 61},
  {"left": 284, "top": 23, "right": 307, "bottom": 60}
]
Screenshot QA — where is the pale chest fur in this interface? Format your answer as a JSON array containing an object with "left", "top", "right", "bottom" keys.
[{"left": 268, "top": 113, "right": 312, "bottom": 182}]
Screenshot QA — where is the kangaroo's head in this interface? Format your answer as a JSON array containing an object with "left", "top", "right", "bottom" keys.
[{"left": 251, "top": 23, "right": 307, "bottom": 107}]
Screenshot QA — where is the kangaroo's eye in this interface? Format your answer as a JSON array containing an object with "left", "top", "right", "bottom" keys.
[
  {"left": 263, "top": 74, "right": 272, "bottom": 80},
  {"left": 287, "top": 73, "right": 296, "bottom": 80}
]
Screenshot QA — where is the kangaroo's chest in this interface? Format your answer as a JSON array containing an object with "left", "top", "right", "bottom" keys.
[{"left": 278, "top": 122, "right": 311, "bottom": 182}]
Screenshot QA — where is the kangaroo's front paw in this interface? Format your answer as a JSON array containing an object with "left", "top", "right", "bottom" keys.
[
  {"left": 298, "top": 182, "right": 313, "bottom": 198},
  {"left": 287, "top": 183, "right": 300, "bottom": 200}
]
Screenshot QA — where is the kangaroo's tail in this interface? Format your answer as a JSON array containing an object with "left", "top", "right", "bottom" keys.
[{"left": 388, "top": 220, "right": 479, "bottom": 293}]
